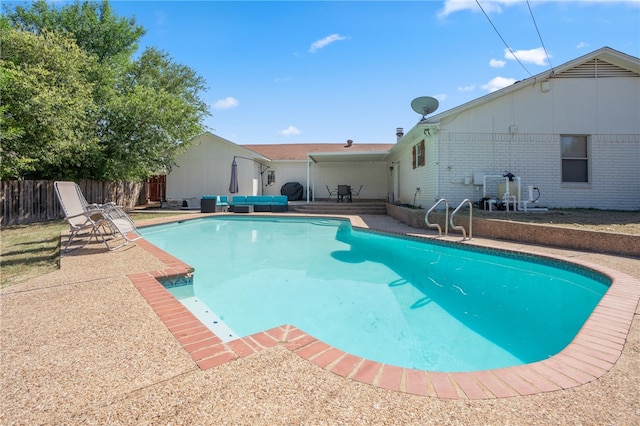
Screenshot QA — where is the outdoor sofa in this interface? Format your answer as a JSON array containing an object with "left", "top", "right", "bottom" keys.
[{"left": 229, "top": 195, "right": 288, "bottom": 213}]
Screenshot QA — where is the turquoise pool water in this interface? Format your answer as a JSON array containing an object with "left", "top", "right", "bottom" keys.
[{"left": 143, "top": 217, "right": 610, "bottom": 372}]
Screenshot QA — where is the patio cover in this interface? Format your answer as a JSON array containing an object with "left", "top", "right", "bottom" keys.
[
  {"left": 306, "top": 150, "right": 391, "bottom": 202},
  {"left": 241, "top": 143, "right": 394, "bottom": 203}
]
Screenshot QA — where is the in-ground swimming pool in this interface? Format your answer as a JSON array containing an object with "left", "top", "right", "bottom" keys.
[{"left": 143, "top": 216, "right": 610, "bottom": 372}]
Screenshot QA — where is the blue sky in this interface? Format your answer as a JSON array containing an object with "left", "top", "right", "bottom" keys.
[{"left": 103, "top": 1, "right": 639, "bottom": 144}]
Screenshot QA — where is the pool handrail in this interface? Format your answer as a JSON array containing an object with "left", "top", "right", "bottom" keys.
[
  {"left": 425, "top": 199, "right": 449, "bottom": 237},
  {"left": 450, "top": 199, "right": 473, "bottom": 240}
]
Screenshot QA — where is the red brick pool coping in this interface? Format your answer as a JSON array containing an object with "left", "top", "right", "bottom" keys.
[{"left": 128, "top": 226, "right": 640, "bottom": 400}]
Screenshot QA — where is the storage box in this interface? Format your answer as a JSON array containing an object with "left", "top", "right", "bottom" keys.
[{"left": 201, "top": 198, "right": 216, "bottom": 213}]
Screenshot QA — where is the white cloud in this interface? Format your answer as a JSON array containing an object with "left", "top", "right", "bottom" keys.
[
  {"left": 482, "top": 76, "right": 517, "bottom": 93},
  {"left": 213, "top": 97, "right": 239, "bottom": 110},
  {"left": 278, "top": 126, "right": 301, "bottom": 137},
  {"left": 458, "top": 84, "right": 476, "bottom": 92},
  {"left": 504, "top": 47, "right": 550, "bottom": 66},
  {"left": 490, "top": 58, "right": 506, "bottom": 68},
  {"left": 576, "top": 41, "right": 589, "bottom": 49},
  {"left": 438, "top": 0, "right": 479, "bottom": 18},
  {"left": 438, "top": 0, "right": 513, "bottom": 18},
  {"left": 434, "top": 94, "right": 447, "bottom": 102},
  {"left": 309, "top": 34, "right": 348, "bottom": 53}
]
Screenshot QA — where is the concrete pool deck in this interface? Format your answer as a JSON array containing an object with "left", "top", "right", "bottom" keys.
[{"left": 1, "top": 213, "right": 639, "bottom": 424}]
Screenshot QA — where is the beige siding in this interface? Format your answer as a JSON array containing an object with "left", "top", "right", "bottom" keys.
[
  {"left": 442, "top": 77, "right": 640, "bottom": 135},
  {"left": 166, "top": 134, "right": 261, "bottom": 201}
]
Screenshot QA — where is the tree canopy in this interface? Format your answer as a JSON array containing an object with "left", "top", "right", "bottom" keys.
[{"left": 1, "top": 0, "right": 210, "bottom": 180}]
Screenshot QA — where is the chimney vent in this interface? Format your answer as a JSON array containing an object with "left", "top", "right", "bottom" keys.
[
  {"left": 344, "top": 139, "right": 353, "bottom": 148},
  {"left": 396, "top": 127, "right": 404, "bottom": 142}
]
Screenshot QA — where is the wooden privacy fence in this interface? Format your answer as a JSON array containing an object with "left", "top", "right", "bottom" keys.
[{"left": 1, "top": 180, "right": 147, "bottom": 226}]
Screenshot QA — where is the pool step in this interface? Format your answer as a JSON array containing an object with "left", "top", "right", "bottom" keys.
[{"left": 179, "top": 296, "right": 239, "bottom": 342}]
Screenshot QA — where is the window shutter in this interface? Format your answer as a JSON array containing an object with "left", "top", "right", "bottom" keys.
[
  {"left": 419, "top": 140, "right": 425, "bottom": 166},
  {"left": 412, "top": 146, "right": 416, "bottom": 169}
]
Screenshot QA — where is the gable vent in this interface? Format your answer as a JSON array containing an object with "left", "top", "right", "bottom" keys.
[{"left": 553, "top": 59, "right": 636, "bottom": 78}]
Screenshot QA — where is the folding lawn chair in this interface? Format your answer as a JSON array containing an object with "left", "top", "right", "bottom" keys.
[{"left": 54, "top": 181, "right": 142, "bottom": 252}]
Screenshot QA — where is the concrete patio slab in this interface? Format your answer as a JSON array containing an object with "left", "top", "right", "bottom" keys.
[{"left": 1, "top": 213, "right": 638, "bottom": 425}]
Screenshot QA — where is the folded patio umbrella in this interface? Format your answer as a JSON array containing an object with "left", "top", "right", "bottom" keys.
[{"left": 229, "top": 157, "right": 239, "bottom": 193}]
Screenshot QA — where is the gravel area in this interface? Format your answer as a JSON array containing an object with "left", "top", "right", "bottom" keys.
[{"left": 1, "top": 214, "right": 639, "bottom": 425}]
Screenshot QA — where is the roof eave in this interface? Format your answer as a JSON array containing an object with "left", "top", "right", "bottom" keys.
[{"left": 308, "top": 151, "right": 392, "bottom": 163}]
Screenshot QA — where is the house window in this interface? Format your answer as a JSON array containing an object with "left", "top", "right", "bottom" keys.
[
  {"left": 412, "top": 140, "right": 425, "bottom": 169},
  {"left": 561, "top": 135, "right": 589, "bottom": 183},
  {"left": 267, "top": 170, "right": 276, "bottom": 185}
]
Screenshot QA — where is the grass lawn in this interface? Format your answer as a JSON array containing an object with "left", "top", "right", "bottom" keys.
[
  {"left": 0, "top": 212, "right": 182, "bottom": 289},
  {"left": 1, "top": 221, "right": 67, "bottom": 288}
]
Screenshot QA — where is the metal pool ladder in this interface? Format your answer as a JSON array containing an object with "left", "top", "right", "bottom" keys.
[
  {"left": 450, "top": 199, "right": 473, "bottom": 240},
  {"left": 425, "top": 199, "right": 449, "bottom": 237}
]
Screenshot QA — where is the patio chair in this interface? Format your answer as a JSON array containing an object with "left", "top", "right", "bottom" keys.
[
  {"left": 337, "top": 185, "right": 352, "bottom": 202},
  {"left": 325, "top": 185, "right": 337, "bottom": 201},
  {"left": 54, "top": 181, "right": 142, "bottom": 252},
  {"left": 351, "top": 184, "right": 363, "bottom": 201},
  {"left": 216, "top": 195, "right": 229, "bottom": 212}
]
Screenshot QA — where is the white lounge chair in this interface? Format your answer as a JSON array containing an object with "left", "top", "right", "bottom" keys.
[{"left": 54, "top": 181, "right": 143, "bottom": 252}]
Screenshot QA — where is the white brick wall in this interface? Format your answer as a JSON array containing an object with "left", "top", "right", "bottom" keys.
[{"left": 436, "top": 132, "right": 640, "bottom": 210}]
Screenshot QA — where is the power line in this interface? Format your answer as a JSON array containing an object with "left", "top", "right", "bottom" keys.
[
  {"left": 475, "top": 0, "right": 531, "bottom": 76},
  {"left": 526, "top": 0, "right": 554, "bottom": 71}
]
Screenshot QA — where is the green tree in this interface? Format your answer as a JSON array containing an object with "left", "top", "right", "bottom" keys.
[
  {"left": 1, "top": 0, "right": 210, "bottom": 180},
  {"left": 2, "top": 0, "right": 140, "bottom": 124},
  {"left": 101, "top": 48, "right": 209, "bottom": 180},
  {"left": 0, "top": 24, "right": 102, "bottom": 179},
  {"left": 4, "top": 0, "right": 143, "bottom": 63}
]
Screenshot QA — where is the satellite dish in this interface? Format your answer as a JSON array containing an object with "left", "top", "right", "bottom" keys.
[{"left": 411, "top": 96, "right": 439, "bottom": 121}]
